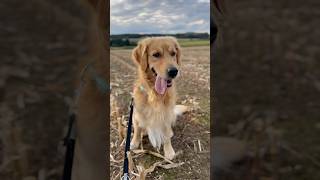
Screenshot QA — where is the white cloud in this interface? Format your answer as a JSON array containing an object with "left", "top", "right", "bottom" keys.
[
  {"left": 110, "top": 0, "right": 210, "bottom": 34},
  {"left": 197, "top": 0, "right": 210, "bottom": 3},
  {"left": 110, "top": 0, "right": 125, "bottom": 7}
]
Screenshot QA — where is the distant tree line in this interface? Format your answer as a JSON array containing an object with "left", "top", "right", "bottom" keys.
[
  {"left": 111, "top": 32, "right": 209, "bottom": 39},
  {"left": 110, "top": 32, "right": 210, "bottom": 47},
  {"left": 110, "top": 38, "right": 133, "bottom": 47}
]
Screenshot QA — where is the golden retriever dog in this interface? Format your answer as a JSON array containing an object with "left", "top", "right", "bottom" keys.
[
  {"left": 130, "top": 37, "right": 187, "bottom": 160},
  {"left": 71, "top": 0, "right": 108, "bottom": 180}
]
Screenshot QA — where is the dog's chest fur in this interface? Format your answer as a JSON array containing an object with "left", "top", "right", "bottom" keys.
[{"left": 134, "top": 87, "right": 176, "bottom": 149}]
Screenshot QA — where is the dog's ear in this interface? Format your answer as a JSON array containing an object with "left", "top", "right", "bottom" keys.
[
  {"left": 132, "top": 41, "right": 148, "bottom": 71},
  {"left": 174, "top": 40, "right": 182, "bottom": 66}
]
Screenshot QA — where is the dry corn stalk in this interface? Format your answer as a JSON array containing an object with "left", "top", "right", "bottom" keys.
[
  {"left": 132, "top": 149, "right": 174, "bottom": 164},
  {"left": 137, "top": 161, "right": 185, "bottom": 180}
]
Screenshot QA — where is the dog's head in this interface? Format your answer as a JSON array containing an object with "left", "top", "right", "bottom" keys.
[{"left": 132, "top": 37, "right": 182, "bottom": 95}]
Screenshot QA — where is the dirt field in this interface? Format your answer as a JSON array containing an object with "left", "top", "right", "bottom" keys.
[{"left": 110, "top": 46, "right": 210, "bottom": 179}]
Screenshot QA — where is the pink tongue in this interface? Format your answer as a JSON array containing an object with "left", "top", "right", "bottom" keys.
[{"left": 155, "top": 76, "right": 167, "bottom": 95}]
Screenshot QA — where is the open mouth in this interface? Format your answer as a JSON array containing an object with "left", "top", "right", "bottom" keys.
[
  {"left": 151, "top": 67, "right": 172, "bottom": 88},
  {"left": 151, "top": 67, "right": 157, "bottom": 76},
  {"left": 167, "top": 79, "right": 172, "bottom": 87}
]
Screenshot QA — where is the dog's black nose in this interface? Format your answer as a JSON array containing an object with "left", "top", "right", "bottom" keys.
[{"left": 167, "top": 67, "right": 178, "bottom": 78}]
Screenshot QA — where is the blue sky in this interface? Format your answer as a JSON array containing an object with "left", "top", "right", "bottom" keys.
[{"left": 111, "top": 0, "right": 210, "bottom": 34}]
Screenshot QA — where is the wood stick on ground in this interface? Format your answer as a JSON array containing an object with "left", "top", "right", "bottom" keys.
[
  {"left": 158, "top": 162, "right": 185, "bottom": 169},
  {"left": 117, "top": 117, "right": 125, "bottom": 142},
  {"left": 127, "top": 151, "right": 136, "bottom": 174},
  {"left": 198, "top": 139, "right": 202, "bottom": 152},
  {"left": 138, "top": 161, "right": 185, "bottom": 180},
  {"left": 132, "top": 149, "right": 174, "bottom": 164},
  {"left": 110, "top": 154, "right": 123, "bottom": 164}
]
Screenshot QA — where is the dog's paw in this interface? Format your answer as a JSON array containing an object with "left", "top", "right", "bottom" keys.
[
  {"left": 130, "top": 141, "right": 140, "bottom": 150},
  {"left": 164, "top": 147, "right": 175, "bottom": 160}
]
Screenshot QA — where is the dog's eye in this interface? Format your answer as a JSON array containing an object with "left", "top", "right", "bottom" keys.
[
  {"left": 170, "top": 52, "right": 176, "bottom": 56},
  {"left": 153, "top": 52, "right": 161, "bottom": 58}
]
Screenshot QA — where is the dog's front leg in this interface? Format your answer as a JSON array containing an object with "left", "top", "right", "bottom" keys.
[
  {"left": 163, "top": 128, "right": 175, "bottom": 160},
  {"left": 130, "top": 115, "right": 141, "bottom": 149},
  {"left": 164, "top": 138, "right": 175, "bottom": 160}
]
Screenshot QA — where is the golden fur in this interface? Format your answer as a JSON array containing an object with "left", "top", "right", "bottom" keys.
[
  {"left": 71, "top": 0, "right": 108, "bottom": 180},
  {"left": 130, "top": 37, "right": 182, "bottom": 160}
]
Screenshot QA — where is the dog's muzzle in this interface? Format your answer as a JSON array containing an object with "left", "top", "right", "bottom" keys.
[
  {"left": 151, "top": 67, "right": 173, "bottom": 88},
  {"left": 167, "top": 67, "right": 178, "bottom": 79}
]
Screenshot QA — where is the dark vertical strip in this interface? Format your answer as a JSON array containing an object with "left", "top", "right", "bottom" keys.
[
  {"left": 105, "top": 0, "right": 111, "bottom": 177},
  {"left": 210, "top": 0, "right": 220, "bottom": 179},
  {"left": 210, "top": 0, "right": 215, "bottom": 179}
]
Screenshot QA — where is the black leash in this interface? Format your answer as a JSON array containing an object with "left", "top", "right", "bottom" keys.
[
  {"left": 122, "top": 98, "right": 134, "bottom": 180},
  {"left": 62, "top": 113, "right": 76, "bottom": 180}
]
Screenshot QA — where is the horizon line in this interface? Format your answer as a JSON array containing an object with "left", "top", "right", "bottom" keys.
[{"left": 111, "top": 32, "right": 211, "bottom": 36}]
